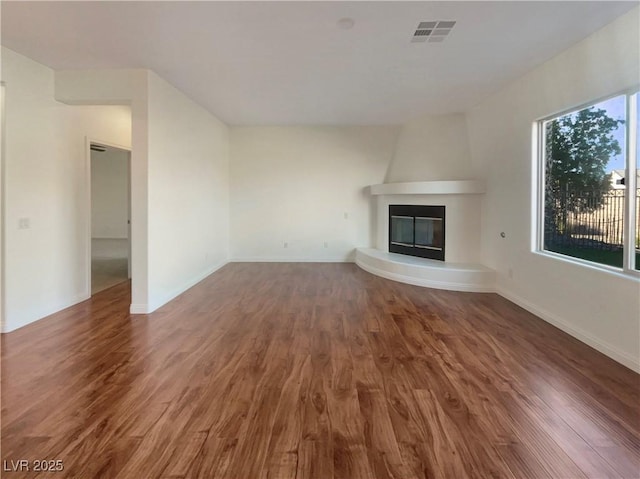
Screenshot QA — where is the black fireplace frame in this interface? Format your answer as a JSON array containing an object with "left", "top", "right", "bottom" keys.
[{"left": 388, "top": 205, "right": 445, "bottom": 261}]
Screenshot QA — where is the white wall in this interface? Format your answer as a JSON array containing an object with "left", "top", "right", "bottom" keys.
[
  {"left": 146, "top": 72, "right": 229, "bottom": 312},
  {"left": 1, "top": 47, "right": 131, "bottom": 332},
  {"left": 1, "top": 84, "right": 5, "bottom": 330},
  {"left": 91, "top": 147, "right": 129, "bottom": 239},
  {"left": 466, "top": 8, "right": 640, "bottom": 371},
  {"left": 230, "top": 126, "right": 400, "bottom": 261},
  {"left": 386, "top": 113, "right": 473, "bottom": 182}
]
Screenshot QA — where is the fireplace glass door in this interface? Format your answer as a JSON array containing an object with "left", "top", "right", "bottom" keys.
[
  {"left": 390, "top": 216, "right": 414, "bottom": 246},
  {"left": 388, "top": 205, "right": 445, "bottom": 260},
  {"left": 415, "top": 217, "right": 443, "bottom": 250}
]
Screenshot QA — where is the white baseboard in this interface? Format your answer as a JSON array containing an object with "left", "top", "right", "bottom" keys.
[
  {"left": 496, "top": 286, "right": 640, "bottom": 374},
  {"left": 129, "top": 260, "right": 228, "bottom": 315},
  {"left": 230, "top": 257, "right": 354, "bottom": 263},
  {"left": 2, "top": 291, "right": 90, "bottom": 333},
  {"left": 129, "top": 304, "right": 150, "bottom": 315}
]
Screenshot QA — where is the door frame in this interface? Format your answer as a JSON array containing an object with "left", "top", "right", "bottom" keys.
[{"left": 85, "top": 137, "right": 132, "bottom": 297}]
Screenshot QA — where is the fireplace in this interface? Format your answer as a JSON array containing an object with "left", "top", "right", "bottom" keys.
[{"left": 389, "top": 205, "right": 445, "bottom": 261}]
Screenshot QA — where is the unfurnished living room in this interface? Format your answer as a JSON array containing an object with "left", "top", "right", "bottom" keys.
[{"left": 0, "top": 1, "right": 639, "bottom": 478}]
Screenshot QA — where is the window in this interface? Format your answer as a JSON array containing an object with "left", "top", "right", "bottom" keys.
[{"left": 537, "top": 91, "right": 639, "bottom": 274}]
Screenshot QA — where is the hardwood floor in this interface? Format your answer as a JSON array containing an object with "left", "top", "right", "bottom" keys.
[{"left": 1, "top": 263, "right": 639, "bottom": 478}]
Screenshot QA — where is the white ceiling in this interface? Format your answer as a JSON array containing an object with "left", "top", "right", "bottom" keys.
[{"left": 1, "top": 1, "right": 637, "bottom": 125}]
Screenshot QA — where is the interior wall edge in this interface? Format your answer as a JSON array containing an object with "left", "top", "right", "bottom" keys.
[
  {"left": 496, "top": 286, "right": 640, "bottom": 374},
  {"left": 1, "top": 291, "right": 90, "bottom": 334},
  {"left": 142, "top": 260, "right": 229, "bottom": 315},
  {"left": 230, "top": 257, "right": 355, "bottom": 263}
]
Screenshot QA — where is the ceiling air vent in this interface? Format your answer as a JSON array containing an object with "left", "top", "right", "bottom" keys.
[{"left": 411, "top": 20, "right": 456, "bottom": 43}]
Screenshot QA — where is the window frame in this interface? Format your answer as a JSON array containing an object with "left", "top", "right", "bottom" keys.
[{"left": 534, "top": 88, "right": 640, "bottom": 278}]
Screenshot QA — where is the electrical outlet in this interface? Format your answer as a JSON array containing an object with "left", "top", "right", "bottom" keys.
[
  {"left": 324, "top": 241, "right": 328, "bottom": 248},
  {"left": 283, "top": 241, "right": 288, "bottom": 248},
  {"left": 344, "top": 212, "right": 349, "bottom": 220},
  {"left": 18, "top": 218, "right": 30, "bottom": 229},
  {"left": 508, "top": 268, "right": 513, "bottom": 279}
]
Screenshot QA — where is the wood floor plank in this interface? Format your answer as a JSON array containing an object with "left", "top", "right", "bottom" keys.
[
  {"left": 262, "top": 354, "right": 311, "bottom": 479},
  {"left": 1, "top": 263, "right": 638, "bottom": 478}
]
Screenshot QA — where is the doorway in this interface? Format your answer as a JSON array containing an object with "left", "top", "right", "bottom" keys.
[{"left": 89, "top": 142, "right": 131, "bottom": 295}]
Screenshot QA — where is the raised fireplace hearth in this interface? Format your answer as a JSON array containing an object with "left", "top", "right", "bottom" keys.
[
  {"left": 357, "top": 180, "right": 494, "bottom": 292},
  {"left": 389, "top": 204, "right": 445, "bottom": 261}
]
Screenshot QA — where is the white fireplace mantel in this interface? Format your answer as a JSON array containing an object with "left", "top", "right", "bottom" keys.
[{"left": 369, "top": 180, "right": 485, "bottom": 196}]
